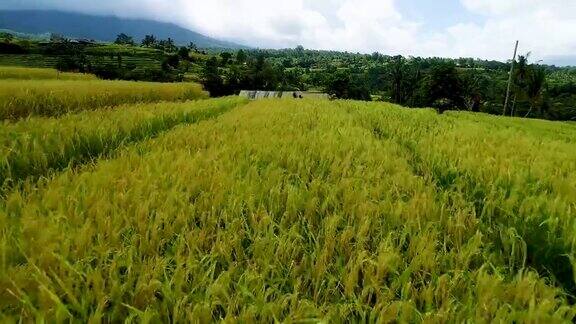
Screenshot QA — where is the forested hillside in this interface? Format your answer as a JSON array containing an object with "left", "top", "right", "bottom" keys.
[{"left": 0, "top": 10, "right": 245, "bottom": 48}]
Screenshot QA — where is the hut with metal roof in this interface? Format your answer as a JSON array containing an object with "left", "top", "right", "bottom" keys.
[{"left": 239, "top": 90, "right": 329, "bottom": 100}]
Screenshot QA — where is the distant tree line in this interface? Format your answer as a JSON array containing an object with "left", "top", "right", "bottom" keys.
[
  {"left": 201, "top": 46, "right": 575, "bottom": 120},
  {"left": 0, "top": 31, "right": 26, "bottom": 54},
  {"left": 2, "top": 30, "right": 575, "bottom": 120}
]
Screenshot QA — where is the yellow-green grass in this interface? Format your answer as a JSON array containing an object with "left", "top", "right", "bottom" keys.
[
  {"left": 0, "top": 97, "right": 247, "bottom": 189},
  {"left": 0, "top": 66, "right": 97, "bottom": 81},
  {"left": 0, "top": 80, "right": 209, "bottom": 120},
  {"left": 1, "top": 99, "right": 576, "bottom": 321}
]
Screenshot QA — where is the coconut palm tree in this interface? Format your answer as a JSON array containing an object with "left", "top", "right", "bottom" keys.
[
  {"left": 388, "top": 55, "right": 406, "bottom": 104},
  {"left": 511, "top": 53, "right": 530, "bottom": 116},
  {"left": 524, "top": 67, "right": 547, "bottom": 118}
]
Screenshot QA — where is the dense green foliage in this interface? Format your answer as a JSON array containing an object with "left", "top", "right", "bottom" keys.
[
  {"left": 203, "top": 49, "right": 576, "bottom": 120},
  {"left": 0, "top": 79, "right": 207, "bottom": 120},
  {"left": 1, "top": 99, "right": 575, "bottom": 321}
]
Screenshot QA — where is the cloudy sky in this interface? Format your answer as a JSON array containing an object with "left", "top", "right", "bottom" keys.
[{"left": 3, "top": 0, "right": 576, "bottom": 62}]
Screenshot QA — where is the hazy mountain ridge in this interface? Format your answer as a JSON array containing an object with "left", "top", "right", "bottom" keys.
[
  {"left": 0, "top": 10, "right": 247, "bottom": 48},
  {"left": 543, "top": 55, "right": 576, "bottom": 68}
]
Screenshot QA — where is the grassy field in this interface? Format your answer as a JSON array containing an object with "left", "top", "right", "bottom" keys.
[
  {"left": 1, "top": 98, "right": 575, "bottom": 321},
  {"left": 0, "top": 80, "right": 208, "bottom": 120},
  {"left": 0, "top": 66, "right": 97, "bottom": 80}
]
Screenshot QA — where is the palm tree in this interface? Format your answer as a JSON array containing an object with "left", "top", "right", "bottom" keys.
[
  {"left": 141, "top": 35, "right": 157, "bottom": 47},
  {"left": 524, "top": 67, "right": 546, "bottom": 118},
  {"left": 389, "top": 56, "right": 405, "bottom": 104},
  {"left": 0, "top": 32, "right": 14, "bottom": 43},
  {"left": 515, "top": 54, "right": 530, "bottom": 84},
  {"left": 511, "top": 53, "right": 530, "bottom": 116}
]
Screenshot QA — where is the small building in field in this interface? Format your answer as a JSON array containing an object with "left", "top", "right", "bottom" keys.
[{"left": 239, "top": 90, "right": 330, "bottom": 100}]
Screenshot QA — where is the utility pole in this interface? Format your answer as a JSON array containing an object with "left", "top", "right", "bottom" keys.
[{"left": 503, "top": 40, "right": 519, "bottom": 116}]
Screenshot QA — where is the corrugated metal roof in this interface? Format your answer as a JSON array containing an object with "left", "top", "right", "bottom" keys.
[{"left": 239, "top": 90, "right": 329, "bottom": 100}]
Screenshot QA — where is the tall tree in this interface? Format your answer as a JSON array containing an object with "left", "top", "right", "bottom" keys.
[
  {"left": 515, "top": 54, "right": 530, "bottom": 88},
  {"left": 0, "top": 32, "right": 14, "bottom": 43},
  {"left": 166, "top": 38, "right": 176, "bottom": 51},
  {"left": 295, "top": 45, "right": 305, "bottom": 56},
  {"left": 524, "top": 67, "right": 547, "bottom": 117},
  {"left": 115, "top": 33, "right": 135, "bottom": 46},
  {"left": 389, "top": 56, "right": 406, "bottom": 104},
  {"left": 141, "top": 34, "right": 157, "bottom": 47},
  {"left": 178, "top": 46, "right": 190, "bottom": 60},
  {"left": 236, "top": 49, "right": 247, "bottom": 64},
  {"left": 202, "top": 57, "right": 227, "bottom": 97},
  {"left": 511, "top": 54, "right": 530, "bottom": 115},
  {"left": 158, "top": 38, "right": 177, "bottom": 53},
  {"left": 461, "top": 71, "right": 490, "bottom": 112},
  {"left": 220, "top": 52, "right": 233, "bottom": 65},
  {"left": 325, "top": 70, "right": 371, "bottom": 101},
  {"left": 326, "top": 70, "right": 350, "bottom": 99},
  {"left": 424, "top": 62, "right": 464, "bottom": 113},
  {"left": 162, "top": 54, "right": 180, "bottom": 71},
  {"left": 224, "top": 64, "right": 249, "bottom": 94},
  {"left": 386, "top": 56, "right": 422, "bottom": 106},
  {"left": 248, "top": 55, "right": 280, "bottom": 90}
]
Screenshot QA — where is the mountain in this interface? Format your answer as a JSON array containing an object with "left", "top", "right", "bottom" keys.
[
  {"left": 542, "top": 55, "right": 576, "bottom": 68},
  {"left": 0, "top": 10, "right": 247, "bottom": 49}
]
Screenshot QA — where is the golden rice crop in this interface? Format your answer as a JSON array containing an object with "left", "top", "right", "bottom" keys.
[
  {"left": 0, "top": 80, "right": 209, "bottom": 120},
  {"left": 0, "top": 96, "right": 246, "bottom": 189},
  {"left": 0, "top": 66, "right": 97, "bottom": 81},
  {"left": 1, "top": 99, "right": 575, "bottom": 322}
]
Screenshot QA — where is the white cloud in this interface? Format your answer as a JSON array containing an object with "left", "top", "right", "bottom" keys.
[
  {"left": 460, "top": 0, "right": 540, "bottom": 16},
  {"left": 176, "top": 0, "right": 425, "bottom": 56},
  {"left": 1, "top": 0, "right": 428, "bottom": 55},
  {"left": 2, "top": 0, "right": 576, "bottom": 62},
  {"left": 448, "top": 0, "right": 576, "bottom": 60}
]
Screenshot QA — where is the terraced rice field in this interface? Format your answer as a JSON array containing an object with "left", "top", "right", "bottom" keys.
[
  {"left": 0, "top": 97, "right": 246, "bottom": 189},
  {"left": 0, "top": 66, "right": 97, "bottom": 80},
  {"left": 0, "top": 79, "right": 208, "bottom": 120},
  {"left": 1, "top": 98, "right": 575, "bottom": 322},
  {"left": 0, "top": 54, "right": 162, "bottom": 70}
]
